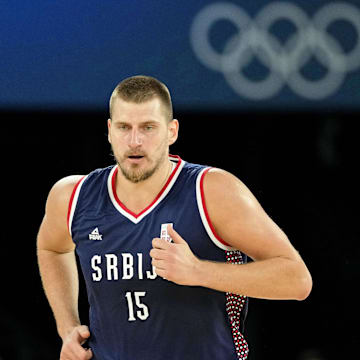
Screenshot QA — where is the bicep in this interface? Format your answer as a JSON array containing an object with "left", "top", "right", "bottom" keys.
[
  {"left": 37, "top": 213, "right": 74, "bottom": 253},
  {"left": 204, "top": 169, "right": 301, "bottom": 262},
  {"left": 37, "top": 176, "right": 82, "bottom": 254}
]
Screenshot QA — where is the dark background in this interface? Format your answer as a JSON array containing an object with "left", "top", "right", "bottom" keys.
[
  {"left": 1, "top": 0, "right": 359, "bottom": 358},
  {"left": 1, "top": 110, "right": 358, "bottom": 360}
]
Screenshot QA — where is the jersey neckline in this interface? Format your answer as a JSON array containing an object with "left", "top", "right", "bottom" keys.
[{"left": 107, "top": 155, "right": 185, "bottom": 224}]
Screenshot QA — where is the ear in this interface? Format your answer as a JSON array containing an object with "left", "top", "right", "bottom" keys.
[
  {"left": 107, "top": 118, "right": 112, "bottom": 144},
  {"left": 168, "top": 119, "right": 179, "bottom": 146}
]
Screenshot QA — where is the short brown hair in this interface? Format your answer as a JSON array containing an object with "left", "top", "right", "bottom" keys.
[{"left": 109, "top": 75, "right": 173, "bottom": 122}]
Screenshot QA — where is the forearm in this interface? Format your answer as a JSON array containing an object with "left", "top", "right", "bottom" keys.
[
  {"left": 195, "top": 256, "right": 312, "bottom": 300},
  {"left": 37, "top": 249, "right": 81, "bottom": 339}
]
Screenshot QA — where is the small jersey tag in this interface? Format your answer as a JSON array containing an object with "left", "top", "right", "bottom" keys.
[{"left": 160, "top": 223, "right": 173, "bottom": 242}]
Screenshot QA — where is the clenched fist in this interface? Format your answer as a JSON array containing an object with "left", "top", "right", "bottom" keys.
[{"left": 60, "top": 325, "right": 93, "bottom": 360}]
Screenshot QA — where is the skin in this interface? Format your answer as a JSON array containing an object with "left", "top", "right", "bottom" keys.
[
  {"left": 107, "top": 97, "right": 178, "bottom": 213},
  {"left": 37, "top": 96, "right": 312, "bottom": 360}
]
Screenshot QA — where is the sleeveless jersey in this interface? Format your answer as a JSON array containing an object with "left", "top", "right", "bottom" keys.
[{"left": 68, "top": 155, "right": 249, "bottom": 360}]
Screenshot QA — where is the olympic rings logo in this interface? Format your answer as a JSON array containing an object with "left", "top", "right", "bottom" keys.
[{"left": 190, "top": 2, "right": 360, "bottom": 100}]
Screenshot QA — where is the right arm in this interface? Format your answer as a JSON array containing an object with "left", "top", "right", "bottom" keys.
[{"left": 37, "top": 176, "right": 92, "bottom": 359}]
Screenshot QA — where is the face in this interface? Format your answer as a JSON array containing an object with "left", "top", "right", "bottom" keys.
[{"left": 108, "top": 97, "right": 178, "bottom": 183}]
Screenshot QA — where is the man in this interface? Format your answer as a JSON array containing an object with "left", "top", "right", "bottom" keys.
[{"left": 37, "top": 75, "right": 312, "bottom": 360}]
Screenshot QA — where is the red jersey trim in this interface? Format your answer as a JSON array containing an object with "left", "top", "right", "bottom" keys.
[
  {"left": 109, "top": 155, "right": 183, "bottom": 222},
  {"left": 67, "top": 176, "right": 86, "bottom": 235}
]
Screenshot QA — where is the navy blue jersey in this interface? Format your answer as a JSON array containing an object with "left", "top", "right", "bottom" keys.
[{"left": 68, "top": 155, "right": 249, "bottom": 360}]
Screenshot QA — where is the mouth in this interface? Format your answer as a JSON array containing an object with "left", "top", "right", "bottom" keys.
[
  {"left": 126, "top": 154, "right": 146, "bottom": 164},
  {"left": 128, "top": 155, "right": 144, "bottom": 159}
]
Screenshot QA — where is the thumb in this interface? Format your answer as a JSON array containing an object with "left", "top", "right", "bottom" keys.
[{"left": 167, "top": 225, "right": 187, "bottom": 244}]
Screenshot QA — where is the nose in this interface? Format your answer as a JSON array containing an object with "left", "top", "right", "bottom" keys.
[{"left": 129, "top": 127, "right": 143, "bottom": 147}]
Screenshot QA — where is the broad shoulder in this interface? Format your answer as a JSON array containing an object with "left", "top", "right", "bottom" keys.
[
  {"left": 47, "top": 175, "right": 85, "bottom": 210},
  {"left": 202, "top": 168, "right": 295, "bottom": 261},
  {"left": 202, "top": 168, "right": 267, "bottom": 251},
  {"left": 46, "top": 175, "right": 85, "bottom": 222},
  {"left": 203, "top": 168, "right": 259, "bottom": 210}
]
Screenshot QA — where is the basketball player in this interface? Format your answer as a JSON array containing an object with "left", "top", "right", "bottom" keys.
[{"left": 37, "top": 75, "right": 312, "bottom": 360}]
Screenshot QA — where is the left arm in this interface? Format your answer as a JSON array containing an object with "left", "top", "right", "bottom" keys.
[{"left": 150, "top": 168, "right": 312, "bottom": 300}]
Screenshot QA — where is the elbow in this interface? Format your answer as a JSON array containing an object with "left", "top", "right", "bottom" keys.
[{"left": 295, "top": 269, "right": 313, "bottom": 301}]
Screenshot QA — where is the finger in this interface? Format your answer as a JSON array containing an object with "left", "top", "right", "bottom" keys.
[
  {"left": 78, "top": 325, "right": 91, "bottom": 341},
  {"left": 154, "top": 267, "right": 167, "bottom": 279},
  {"left": 62, "top": 341, "right": 88, "bottom": 360},
  {"left": 167, "top": 225, "right": 187, "bottom": 244},
  {"left": 149, "top": 248, "right": 166, "bottom": 260},
  {"left": 73, "top": 328, "right": 90, "bottom": 346},
  {"left": 151, "top": 259, "right": 167, "bottom": 270},
  {"left": 152, "top": 237, "right": 172, "bottom": 249},
  {"left": 85, "top": 348, "right": 93, "bottom": 359}
]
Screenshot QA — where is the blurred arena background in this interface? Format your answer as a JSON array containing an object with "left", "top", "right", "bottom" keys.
[{"left": 1, "top": 0, "right": 358, "bottom": 359}]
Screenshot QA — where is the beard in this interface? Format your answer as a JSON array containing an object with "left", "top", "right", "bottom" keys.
[
  {"left": 111, "top": 144, "right": 168, "bottom": 184},
  {"left": 118, "top": 155, "right": 163, "bottom": 183}
]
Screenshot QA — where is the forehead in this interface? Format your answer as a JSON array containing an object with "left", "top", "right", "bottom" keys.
[{"left": 111, "top": 97, "right": 167, "bottom": 123}]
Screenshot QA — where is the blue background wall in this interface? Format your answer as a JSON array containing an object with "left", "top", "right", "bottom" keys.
[{"left": 1, "top": 0, "right": 360, "bottom": 111}]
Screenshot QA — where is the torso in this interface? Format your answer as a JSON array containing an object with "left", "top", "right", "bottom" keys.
[{"left": 68, "top": 155, "right": 249, "bottom": 360}]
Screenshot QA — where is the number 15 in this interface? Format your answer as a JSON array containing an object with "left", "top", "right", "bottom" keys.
[{"left": 125, "top": 291, "right": 149, "bottom": 321}]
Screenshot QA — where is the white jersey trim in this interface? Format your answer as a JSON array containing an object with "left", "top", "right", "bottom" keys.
[
  {"left": 108, "top": 156, "right": 185, "bottom": 224},
  {"left": 196, "top": 167, "right": 235, "bottom": 251}
]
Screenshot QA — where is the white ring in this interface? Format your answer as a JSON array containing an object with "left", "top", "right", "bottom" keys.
[{"left": 190, "top": 1, "right": 360, "bottom": 100}]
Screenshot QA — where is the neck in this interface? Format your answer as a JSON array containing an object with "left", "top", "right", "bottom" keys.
[{"left": 114, "top": 157, "right": 173, "bottom": 212}]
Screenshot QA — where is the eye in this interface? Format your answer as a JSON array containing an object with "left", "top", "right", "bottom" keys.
[
  {"left": 117, "top": 123, "right": 129, "bottom": 130},
  {"left": 143, "top": 124, "right": 156, "bottom": 131}
]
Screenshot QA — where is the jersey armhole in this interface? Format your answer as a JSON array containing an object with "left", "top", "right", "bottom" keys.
[
  {"left": 67, "top": 176, "right": 87, "bottom": 236},
  {"left": 196, "top": 167, "right": 235, "bottom": 251}
]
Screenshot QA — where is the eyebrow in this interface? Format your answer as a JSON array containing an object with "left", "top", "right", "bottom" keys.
[{"left": 112, "top": 119, "right": 161, "bottom": 125}]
